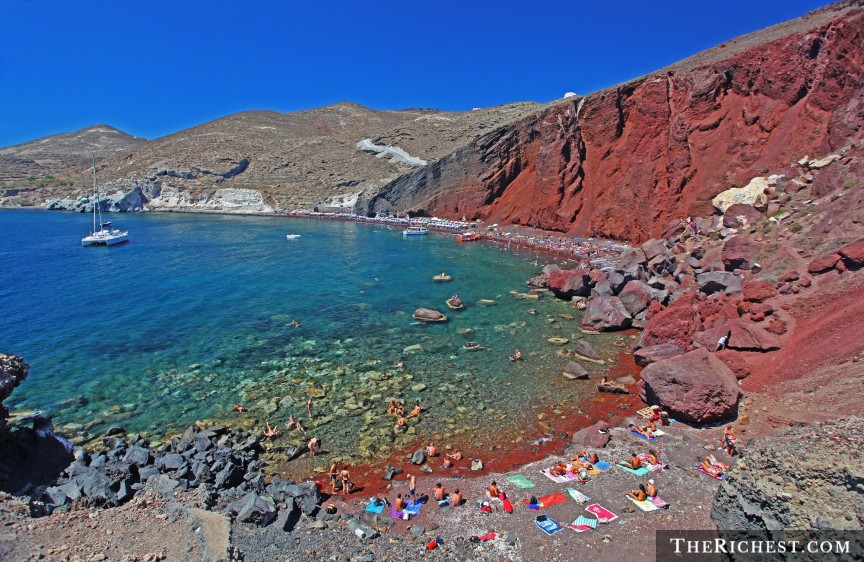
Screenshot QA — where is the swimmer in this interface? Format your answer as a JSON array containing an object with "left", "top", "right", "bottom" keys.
[
  {"left": 232, "top": 404, "right": 248, "bottom": 412},
  {"left": 263, "top": 421, "right": 279, "bottom": 439},
  {"left": 425, "top": 443, "right": 437, "bottom": 457},
  {"left": 508, "top": 349, "right": 523, "bottom": 362},
  {"left": 307, "top": 397, "right": 314, "bottom": 419},
  {"left": 443, "top": 457, "right": 454, "bottom": 469},
  {"left": 308, "top": 436, "right": 321, "bottom": 457}
]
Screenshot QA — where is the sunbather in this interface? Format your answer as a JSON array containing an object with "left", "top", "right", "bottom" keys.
[
  {"left": 646, "top": 479, "right": 658, "bottom": 498},
  {"left": 450, "top": 489, "right": 463, "bottom": 506},
  {"left": 433, "top": 483, "right": 447, "bottom": 502},
  {"left": 395, "top": 493, "right": 406, "bottom": 511},
  {"left": 644, "top": 450, "right": 660, "bottom": 465},
  {"left": 488, "top": 481, "right": 500, "bottom": 499},
  {"left": 628, "top": 484, "right": 648, "bottom": 502},
  {"left": 625, "top": 452, "right": 640, "bottom": 470},
  {"left": 700, "top": 456, "right": 729, "bottom": 477}
]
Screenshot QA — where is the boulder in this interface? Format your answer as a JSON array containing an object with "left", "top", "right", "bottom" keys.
[
  {"left": 639, "top": 348, "right": 741, "bottom": 424},
  {"left": 571, "top": 339, "right": 603, "bottom": 363},
  {"left": 837, "top": 238, "right": 864, "bottom": 269},
  {"left": 580, "top": 296, "right": 632, "bottom": 331},
  {"left": 697, "top": 271, "right": 742, "bottom": 295},
  {"left": 470, "top": 459, "right": 483, "bottom": 471},
  {"left": 618, "top": 280, "right": 653, "bottom": 316},
  {"left": 159, "top": 453, "right": 186, "bottom": 471},
  {"left": 234, "top": 492, "right": 277, "bottom": 526},
  {"left": 641, "top": 238, "right": 667, "bottom": 262},
  {"left": 214, "top": 463, "right": 245, "bottom": 490},
  {"left": 712, "top": 177, "right": 770, "bottom": 213},
  {"left": 606, "top": 271, "right": 632, "bottom": 294},
  {"left": 617, "top": 248, "right": 647, "bottom": 278},
  {"left": 410, "top": 450, "right": 426, "bottom": 465},
  {"left": 145, "top": 474, "right": 179, "bottom": 499},
  {"left": 808, "top": 253, "right": 840, "bottom": 274},
  {"left": 526, "top": 275, "right": 549, "bottom": 289},
  {"left": 742, "top": 280, "right": 778, "bottom": 303},
  {"left": 413, "top": 308, "right": 446, "bottom": 322},
  {"left": 722, "top": 204, "right": 762, "bottom": 228},
  {"left": 123, "top": 446, "right": 152, "bottom": 467},
  {"left": 562, "top": 361, "right": 589, "bottom": 379},
  {"left": 633, "top": 343, "right": 685, "bottom": 366},
  {"left": 721, "top": 236, "right": 758, "bottom": 272},
  {"left": 571, "top": 420, "right": 610, "bottom": 449},
  {"left": 548, "top": 269, "right": 591, "bottom": 299},
  {"left": 638, "top": 293, "right": 702, "bottom": 350},
  {"left": 382, "top": 466, "right": 403, "bottom": 481}
]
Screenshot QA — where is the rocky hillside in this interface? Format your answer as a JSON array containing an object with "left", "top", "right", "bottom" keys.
[
  {"left": 712, "top": 416, "right": 863, "bottom": 531},
  {"left": 369, "top": 1, "right": 864, "bottom": 243},
  {"left": 1, "top": 102, "right": 544, "bottom": 213}
]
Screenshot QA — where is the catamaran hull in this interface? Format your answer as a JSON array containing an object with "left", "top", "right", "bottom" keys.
[{"left": 82, "top": 233, "right": 129, "bottom": 246}]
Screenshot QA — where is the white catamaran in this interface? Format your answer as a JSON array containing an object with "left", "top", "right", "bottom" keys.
[{"left": 81, "top": 158, "right": 129, "bottom": 247}]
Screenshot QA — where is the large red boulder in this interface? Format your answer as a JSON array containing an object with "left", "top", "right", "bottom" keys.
[
  {"left": 639, "top": 348, "right": 741, "bottom": 424},
  {"left": 838, "top": 238, "right": 864, "bottom": 268},
  {"left": 722, "top": 204, "right": 762, "bottom": 228},
  {"left": 638, "top": 292, "right": 702, "bottom": 350},
  {"left": 808, "top": 253, "right": 840, "bottom": 274},
  {"left": 742, "top": 280, "right": 778, "bottom": 303},
  {"left": 571, "top": 420, "right": 611, "bottom": 449},
  {"left": 548, "top": 269, "right": 591, "bottom": 298},
  {"left": 721, "top": 236, "right": 758, "bottom": 272},
  {"left": 580, "top": 296, "right": 632, "bottom": 331}
]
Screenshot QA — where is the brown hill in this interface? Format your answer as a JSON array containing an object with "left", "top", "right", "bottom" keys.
[{"left": 0, "top": 125, "right": 145, "bottom": 183}]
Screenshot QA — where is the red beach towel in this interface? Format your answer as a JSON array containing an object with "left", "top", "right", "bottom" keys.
[
  {"left": 585, "top": 503, "right": 618, "bottom": 523},
  {"left": 523, "top": 492, "right": 568, "bottom": 509},
  {"left": 503, "top": 497, "right": 513, "bottom": 513}
]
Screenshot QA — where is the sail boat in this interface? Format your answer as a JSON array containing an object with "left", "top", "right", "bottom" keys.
[{"left": 81, "top": 157, "right": 129, "bottom": 246}]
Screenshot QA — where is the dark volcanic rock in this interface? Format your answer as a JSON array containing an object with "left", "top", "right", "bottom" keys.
[
  {"left": 234, "top": 492, "right": 278, "bottom": 526},
  {"left": 639, "top": 348, "right": 741, "bottom": 424}
]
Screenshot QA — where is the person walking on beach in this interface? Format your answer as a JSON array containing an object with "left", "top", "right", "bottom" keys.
[
  {"left": 408, "top": 473, "right": 416, "bottom": 498},
  {"left": 329, "top": 463, "right": 339, "bottom": 494},
  {"left": 307, "top": 397, "right": 314, "bottom": 419}
]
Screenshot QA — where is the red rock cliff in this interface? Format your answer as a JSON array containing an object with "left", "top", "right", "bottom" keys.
[{"left": 368, "top": 2, "right": 864, "bottom": 243}]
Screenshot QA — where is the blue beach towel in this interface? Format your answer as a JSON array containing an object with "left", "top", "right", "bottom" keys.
[
  {"left": 616, "top": 464, "right": 651, "bottom": 477},
  {"left": 365, "top": 499, "right": 386, "bottom": 514},
  {"left": 405, "top": 500, "right": 422, "bottom": 516},
  {"left": 534, "top": 514, "right": 564, "bottom": 535},
  {"left": 593, "top": 461, "right": 611, "bottom": 471},
  {"left": 631, "top": 429, "right": 657, "bottom": 441}
]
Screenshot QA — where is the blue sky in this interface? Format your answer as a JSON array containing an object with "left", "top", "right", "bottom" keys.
[{"left": 0, "top": 0, "right": 831, "bottom": 147}]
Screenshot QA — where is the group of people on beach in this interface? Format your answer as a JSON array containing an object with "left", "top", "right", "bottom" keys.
[{"left": 388, "top": 400, "right": 424, "bottom": 431}]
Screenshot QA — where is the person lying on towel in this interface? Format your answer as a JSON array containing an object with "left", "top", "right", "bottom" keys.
[{"left": 700, "top": 455, "right": 729, "bottom": 477}]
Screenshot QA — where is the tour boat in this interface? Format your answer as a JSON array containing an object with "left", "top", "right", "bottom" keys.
[
  {"left": 402, "top": 225, "right": 428, "bottom": 236},
  {"left": 82, "top": 158, "right": 129, "bottom": 247},
  {"left": 456, "top": 231, "right": 480, "bottom": 242}
]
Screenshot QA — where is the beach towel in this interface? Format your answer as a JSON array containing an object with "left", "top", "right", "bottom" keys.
[
  {"left": 650, "top": 496, "right": 670, "bottom": 509},
  {"left": 631, "top": 429, "right": 657, "bottom": 441},
  {"left": 637, "top": 453, "right": 667, "bottom": 472},
  {"left": 390, "top": 506, "right": 405, "bottom": 519},
  {"left": 593, "top": 461, "right": 612, "bottom": 471},
  {"left": 534, "top": 514, "right": 564, "bottom": 535},
  {"left": 365, "top": 499, "right": 386, "bottom": 514},
  {"left": 477, "top": 532, "right": 497, "bottom": 541},
  {"left": 567, "top": 487, "right": 591, "bottom": 503},
  {"left": 652, "top": 429, "right": 666, "bottom": 436},
  {"left": 570, "top": 515, "right": 598, "bottom": 532},
  {"left": 405, "top": 500, "right": 421, "bottom": 516},
  {"left": 627, "top": 495, "right": 659, "bottom": 512},
  {"left": 694, "top": 463, "right": 726, "bottom": 480},
  {"left": 523, "top": 492, "right": 568, "bottom": 509},
  {"left": 586, "top": 504, "right": 618, "bottom": 523},
  {"left": 507, "top": 474, "right": 537, "bottom": 489},
  {"left": 616, "top": 464, "right": 651, "bottom": 477},
  {"left": 503, "top": 497, "right": 513, "bottom": 513},
  {"left": 540, "top": 468, "right": 583, "bottom": 484}
]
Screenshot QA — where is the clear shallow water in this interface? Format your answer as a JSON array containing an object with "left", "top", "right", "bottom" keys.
[{"left": 1, "top": 210, "right": 620, "bottom": 461}]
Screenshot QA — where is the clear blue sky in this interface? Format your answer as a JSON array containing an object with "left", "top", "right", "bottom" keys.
[{"left": 0, "top": 0, "right": 832, "bottom": 147}]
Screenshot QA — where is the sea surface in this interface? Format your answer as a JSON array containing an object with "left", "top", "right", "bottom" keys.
[{"left": 1, "top": 209, "right": 623, "bottom": 461}]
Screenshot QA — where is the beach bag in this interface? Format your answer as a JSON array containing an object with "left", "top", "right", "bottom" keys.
[{"left": 326, "top": 504, "right": 337, "bottom": 514}]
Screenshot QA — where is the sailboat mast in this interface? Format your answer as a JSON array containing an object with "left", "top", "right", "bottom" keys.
[{"left": 91, "top": 155, "right": 98, "bottom": 233}]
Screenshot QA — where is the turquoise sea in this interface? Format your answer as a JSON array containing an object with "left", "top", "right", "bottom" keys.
[{"left": 1, "top": 210, "right": 620, "bottom": 462}]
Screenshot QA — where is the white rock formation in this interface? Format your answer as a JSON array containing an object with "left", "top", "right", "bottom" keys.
[{"left": 356, "top": 139, "right": 427, "bottom": 167}]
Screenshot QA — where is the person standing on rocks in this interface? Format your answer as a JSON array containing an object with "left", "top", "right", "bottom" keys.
[
  {"left": 307, "top": 397, "right": 314, "bottom": 419},
  {"left": 308, "top": 436, "right": 321, "bottom": 456},
  {"left": 723, "top": 425, "right": 737, "bottom": 456},
  {"left": 329, "top": 463, "right": 339, "bottom": 493},
  {"left": 340, "top": 466, "right": 351, "bottom": 495},
  {"left": 716, "top": 331, "right": 731, "bottom": 351}
]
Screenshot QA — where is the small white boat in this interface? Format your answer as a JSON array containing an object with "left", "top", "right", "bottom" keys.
[
  {"left": 286, "top": 234, "right": 301, "bottom": 239},
  {"left": 82, "top": 157, "right": 128, "bottom": 247},
  {"left": 403, "top": 225, "right": 428, "bottom": 236}
]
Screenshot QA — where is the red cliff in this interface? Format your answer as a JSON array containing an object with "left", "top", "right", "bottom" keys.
[{"left": 369, "top": 2, "right": 864, "bottom": 243}]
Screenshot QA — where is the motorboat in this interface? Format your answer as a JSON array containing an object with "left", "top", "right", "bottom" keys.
[
  {"left": 286, "top": 234, "right": 301, "bottom": 239},
  {"left": 82, "top": 157, "right": 129, "bottom": 247},
  {"left": 456, "top": 231, "right": 480, "bottom": 242},
  {"left": 403, "top": 225, "right": 428, "bottom": 236}
]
